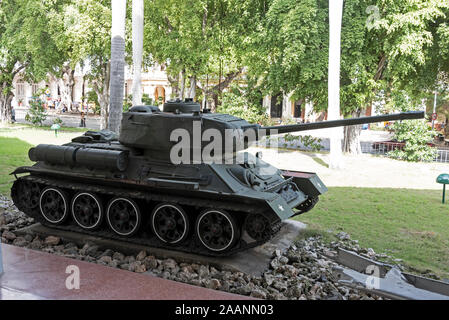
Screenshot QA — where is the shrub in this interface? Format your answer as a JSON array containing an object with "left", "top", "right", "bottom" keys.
[
  {"left": 25, "top": 95, "right": 47, "bottom": 126},
  {"left": 388, "top": 119, "right": 437, "bottom": 162},
  {"left": 53, "top": 117, "right": 64, "bottom": 126},
  {"left": 283, "top": 133, "right": 323, "bottom": 151},
  {"left": 123, "top": 94, "right": 132, "bottom": 112},
  {"left": 142, "top": 93, "right": 154, "bottom": 105},
  {"left": 218, "top": 91, "right": 271, "bottom": 125}
]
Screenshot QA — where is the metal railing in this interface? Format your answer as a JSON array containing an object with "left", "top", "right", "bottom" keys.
[
  {"left": 361, "top": 141, "right": 449, "bottom": 163},
  {"left": 434, "top": 149, "right": 449, "bottom": 163},
  {"left": 360, "top": 141, "right": 404, "bottom": 155}
]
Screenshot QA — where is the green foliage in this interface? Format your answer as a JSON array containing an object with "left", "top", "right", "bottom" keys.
[
  {"left": 300, "top": 135, "right": 323, "bottom": 152},
  {"left": 218, "top": 89, "right": 270, "bottom": 125},
  {"left": 123, "top": 94, "right": 155, "bottom": 111},
  {"left": 53, "top": 117, "right": 64, "bottom": 126},
  {"left": 143, "top": 0, "right": 266, "bottom": 103},
  {"left": 85, "top": 91, "right": 100, "bottom": 114},
  {"left": 388, "top": 119, "right": 438, "bottom": 162},
  {"left": 25, "top": 96, "right": 47, "bottom": 126},
  {"left": 123, "top": 94, "right": 132, "bottom": 112},
  {"left": 0, "top": 0, "right": 67, "bottom": 121},
  {"left": 86, "top": 90, "right": 99, "bottom": 104},
  {"left": 283, "top": 133, "right": 323, "bottom": 152},
  {"left": 48, "top": 0, "right": 113, "bottom": 110},
  {"left": 142, "top": 93, "right": 154, "bottom": 106}
]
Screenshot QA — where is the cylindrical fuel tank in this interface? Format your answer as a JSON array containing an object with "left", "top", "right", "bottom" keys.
[
  {"left": 28, "top": 144, "right": 128, "bottom": 171},
  {"left": 75, "top": 148, "right": 128, "bottom": 171},
  {"left": 29, "top": 144, "right": 77, "bottom": 166}
]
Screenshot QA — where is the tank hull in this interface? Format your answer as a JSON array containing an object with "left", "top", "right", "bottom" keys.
[{"left": 11, "top": 153, "right": 325, "bottom": 256}]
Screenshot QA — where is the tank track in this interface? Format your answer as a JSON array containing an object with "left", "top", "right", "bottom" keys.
[
  {"left": 293, "top": 196, "right": 318, "bottom": 217},
  {"left": 12, "top": 175, "right": 283, "bottom": 257}
]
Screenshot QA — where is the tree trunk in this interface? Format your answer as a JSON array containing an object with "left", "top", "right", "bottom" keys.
[
  {"left": 99, "top": 92, "right": 109, "bottom": 130},
  {"left": 167, "top": 73, "right": 179, "bottom": 99},
  {"left": 211, "top": 94, "right": 219, "bottom": 112},
  {"left": 187, "top": 75, "right": 196, "bottom": 99},
  {"left": 179, "top": 69, "right": 186, "bottom": 100},
  {"left": 108, "top": 0, "right": 127, "bottom": 133},
  {"left": 132, "top": 0, "right": 143, "bottom": 106},
  {"left": 207, "top": 68, "right": 243, "bottom": 112},
  {"left": 343, "top": 110, "right": 363, "bottom": 154},
  {"left": 1, "top": 63, "right": 27, "bottom": 123},
  {"left": 0, "top": 90, "right": 13, "bottom": 124},
  {"left": 59, "top": 65, "right": 75, "bottom": 111},
  {"left": 93, "top": 61, "right": 111, "bottom": 130}
]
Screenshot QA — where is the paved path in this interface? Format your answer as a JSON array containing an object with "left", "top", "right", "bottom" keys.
[
  {"left": 0, "top": 243, "right": 250, "bottom": 300},
  {"left": 0, "top": 127, "right": 82, "bottom": 146},
  {"left": 248, "top": 146, "right": 449, "bottom": 190},
  {"left": 15, "top": 108, "right": 100, "bottom": 130}
]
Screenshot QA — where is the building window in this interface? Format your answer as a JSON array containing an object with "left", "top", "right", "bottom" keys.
[
  {"left": 16, "top": 83, "right": 25, "bottom": 97},
  {"left": 294, "top": 101, "right": 302, "bottom": 118},
  {"left": 270, "top": 94, "right": 283, "bottom": 118},
  {"left": 32, "top": 84, "right": 40, "bottom": 95}
]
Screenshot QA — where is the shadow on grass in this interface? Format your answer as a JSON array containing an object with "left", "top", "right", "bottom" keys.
[{"left": 311, "top": 157, "right": 329, "bottom": 168}]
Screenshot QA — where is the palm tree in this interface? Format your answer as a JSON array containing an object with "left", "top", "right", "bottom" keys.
[
  {"left": 328, "top": 0, "right": 344, "bottom": 169},
  {"left": 132, "top": 0, "right": 143, "bottom": 106},
  {"left": 108, "top": 0, "right": 127, "bottom": 133}
]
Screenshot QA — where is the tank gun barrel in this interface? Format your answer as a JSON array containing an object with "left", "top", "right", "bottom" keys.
[{"left": 260, "top": 111, "right": 424, "bottom": 135}]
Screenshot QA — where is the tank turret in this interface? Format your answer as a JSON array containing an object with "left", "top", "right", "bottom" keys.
[
  {"left": 119, "top": 99, "right": 424, "bottom": 161},
  {"left": 10, "top": 99, "right": 425, "bottom": 255}
]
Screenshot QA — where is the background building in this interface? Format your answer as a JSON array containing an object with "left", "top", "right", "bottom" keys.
[{"left": 11, "top": 63, "right": 172, "bottom": 110}]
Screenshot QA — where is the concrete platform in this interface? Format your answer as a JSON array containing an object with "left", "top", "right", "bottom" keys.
[
  {"left": 0, "top": 243, "right": 250, "bottom": 300},
  {"left": 16, "top": 220, "right": 306, "bottom": 276}
]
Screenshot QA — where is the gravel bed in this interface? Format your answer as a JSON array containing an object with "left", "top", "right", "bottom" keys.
[{"left": 1, "top": 194, "right": 424, "bottom": 300}]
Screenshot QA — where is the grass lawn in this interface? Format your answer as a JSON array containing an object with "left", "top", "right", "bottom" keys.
[
  {"left": 0, "top": 136, "right": 448, "bottom": 278},
  {"left": 0, "top": 137, "right": 33, "bottom": 194},
  {"left": 296, "top": 187, "right": 449, "bottom": 278}
]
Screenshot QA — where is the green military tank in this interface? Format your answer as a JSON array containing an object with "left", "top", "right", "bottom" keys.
[{"left": 10, "top": 99, "right": 424, "bottom": 256}]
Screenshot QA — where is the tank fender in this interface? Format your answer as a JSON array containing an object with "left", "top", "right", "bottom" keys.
[
  {"left": 266, "top": 196, "right": 296, "bottom": 220},
  {"left": 282, "top": 170, "right": 328, "bottom": 198}
]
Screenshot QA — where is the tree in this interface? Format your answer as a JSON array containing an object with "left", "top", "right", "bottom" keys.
[
  {"left": 143, "top": 0, "right": 265, "bottom": 109},
  {"left": 246, "top": 0, "right": 449, "bottom": 157},
  {"left": 132, "top": 0, "right": 144, "bottom": 106},
  {"left": 108, "top": 0, "right": 127, "bottom": 133},
  {"left": 388, "top": 119, "right": 437, "bottom": 162},
  {"left": 0, "top": 0, "right": 66, "bottom": 123},
  {"left": 144, "top": 0, "right": 219, "bottom": 103},
  {"left": 49, "top": 0, "right": 113, "bottom": 129}
]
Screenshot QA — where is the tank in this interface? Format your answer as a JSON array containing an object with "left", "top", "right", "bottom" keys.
[{"left": 10, "top": 99, "right": 424, "bottom": 256}]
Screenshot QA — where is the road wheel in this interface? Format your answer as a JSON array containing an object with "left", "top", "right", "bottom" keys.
[
  {"left": 39, "top": 187, "right": 69, "bottom": 225},
  {"left": 196, "top": 209, "right": 239, "bottom": 253},
  {"left": 71, "top": 192, "right": 103, "bottom": 230},
  {"left": 106, "top": 197, "right": 141, "bottom": 236},
  {"left": 151, "top": 203, "right": 190, "bottom": 244}
]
